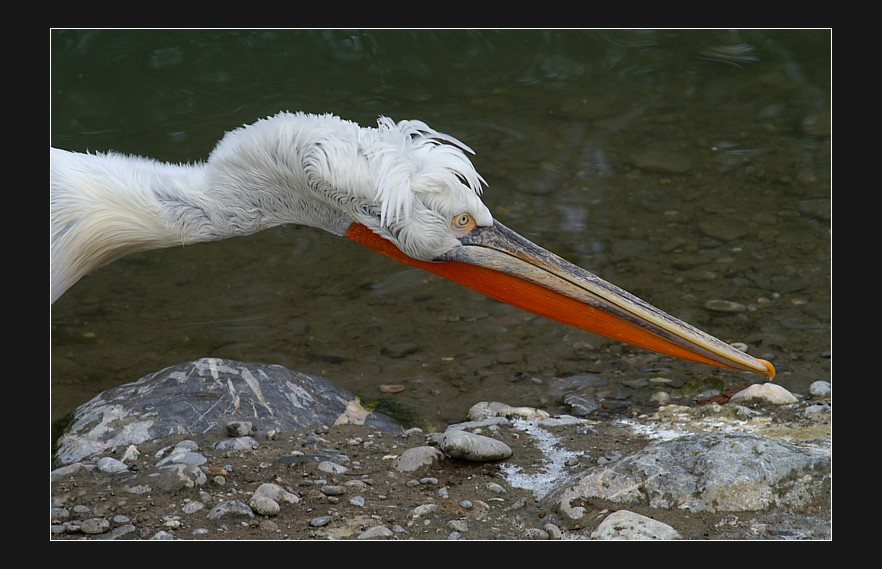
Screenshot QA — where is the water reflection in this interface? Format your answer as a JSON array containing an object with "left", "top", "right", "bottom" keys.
[{"left": 50, "top": 29, "right": 830, "bottom": 431}]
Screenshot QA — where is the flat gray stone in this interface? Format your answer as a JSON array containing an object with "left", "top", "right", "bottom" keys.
[{"left": 54, "top": 358, "right": 402, "bottom": 466}]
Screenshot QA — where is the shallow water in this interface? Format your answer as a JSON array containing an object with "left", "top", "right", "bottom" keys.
[{"left": 50, "top": 29, "right": 831, "bottom": 431}]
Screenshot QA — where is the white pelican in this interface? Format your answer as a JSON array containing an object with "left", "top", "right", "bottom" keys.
[{"left": 50, "top": 111, "right": 775, "bottom": 378}]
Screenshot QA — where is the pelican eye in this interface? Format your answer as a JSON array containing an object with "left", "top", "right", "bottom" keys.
[{"left": 452, "top": 213, "right": 476, "bottom": 233}]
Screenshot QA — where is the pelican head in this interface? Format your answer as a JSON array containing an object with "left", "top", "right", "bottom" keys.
[{"left": 50, "top": 111, "right": 775, "bottom": 378}]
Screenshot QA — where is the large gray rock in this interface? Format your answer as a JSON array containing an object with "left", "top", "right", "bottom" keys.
[
  {"left": 547, "top": 432, "right": 830, "bottom": 521},
  {"left": 54, "top": 357, "right": 401, "bottom": 466}
]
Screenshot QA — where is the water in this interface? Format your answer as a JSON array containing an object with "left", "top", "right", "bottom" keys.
[{"left": 50, "top": 29, "right": 831, "bottom": 432}]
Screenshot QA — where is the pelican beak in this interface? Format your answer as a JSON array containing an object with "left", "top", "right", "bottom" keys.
[{"left": 346, "top": 221, "right": 775, "bottom": 378}]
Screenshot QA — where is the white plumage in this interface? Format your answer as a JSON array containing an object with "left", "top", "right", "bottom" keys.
[{"left": 50, "top": 111, "right": 491, "bottom": 304}]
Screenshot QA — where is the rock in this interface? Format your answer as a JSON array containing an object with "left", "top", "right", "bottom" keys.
[
  {"left": 703, "top": 299, "right": 747, "bottom": 313},
  {"left": 121, "top": 445, "right": 140, "bottom": 463},
  {"left": 358, "top": 525, "right": 394, "bottom": 539},
  {"left": 80, "top": 517, "right": 111, "bottom": 534},
  {"left": 411, "top": 504, "right": 438, "bottom": 518},
  {"left": 226, "top": 421, "right": 253, "bottom": 437},
  {"left": 149, "top": 464, "right": 207, "bottom": 491},
  {"left": 309, "top": 515, "right": 332, "bottom": 527},
  {"left": 438, "top": 430, "right": 512, "bottom": 461},
  {"left": 590, "top": 510, "right": 681, "bottom": 540},
  {"left": 252, "top": 482, "right": 300, "bottom": 505},
  {"left": 563, "top": 393, "right": 600, "bottom": 416},
  {"left": 317, "top": 460, "right": 348, "bottom": 474},
  {"left": 809, "top": 381, "right": 831, "bottom": 398},
  {"left": 730, "top": 383, "right": 798, "bottom": 405},
  {"left": 249, "top": 495, "right": 280, "bottom": 516},
  {"left": 548, "top": 433, "right": 829, "bottom": 520},
  {"left": 207, "top": 500, "right": 254, "bottom": 520},
  {"left": 54, "top": 358, "right": 402, "bottom": 467},
  {"left": 391, "top": 446, "right": 446, "bottom": 472},
  {"left": 96, "top": 457, "right": 129, "bottom": 473},
  {"left": 699, "top": 218, "right": 748, "bottom": 241},
  {"left": 467, "top": 401, "right": 550, "bottom": 421},
  {"left": 630, "top": 149, "right": 693, "bottom": 173},
  {"left": 214, "top": 437, "right": 258, "bottom": 451},
  {"left": 156, "top": 450, "right": 207, "bottom": 467}
]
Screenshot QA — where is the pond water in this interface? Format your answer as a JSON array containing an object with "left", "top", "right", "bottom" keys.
[{"left": 50, "top": 29, "right": 831, "bottom": 432}]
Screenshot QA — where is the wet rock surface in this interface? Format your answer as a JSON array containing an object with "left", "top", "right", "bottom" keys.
[{"left": 51, "top": 359, "right": 831, "bottom": 540}]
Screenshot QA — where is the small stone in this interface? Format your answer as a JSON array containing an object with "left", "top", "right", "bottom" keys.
[
  {"left": 524, "top": 527, "right": 549, "bottom": 539},
  {"left": 206, "top": 500, "right": 254, "bottom": 521},
  {"left": 172, "top": 440, "right": 199, "bottom": 452},
  {"left": 80, "top": 517, "right": 110, "bottom": 534},
  {"left": 631, "top": 149, "right": 693, "bottom": 173},
  {"left": 809, "top": 381, "right": 831, "bottom": 398},
  {"left": 448, "top": 519, "right": 468, "bottom": 533},
  {"left": 252, "top": 482, "right": 300, "bottom": 505},
  {"left": 411, "top": 504, "right": 437, "bottom": 518},
  {"left": 321, "top": 485, "right": 345, "bottom": 496},
  {"left": 563, "top": 393, "right": 600, "bottom": 416},
  {"left": 438, "top": 430, "right": 512, "bottom": 462},
  {"left": 225, "top": 421, "right": 253, "bottom": 437},
  {"left": 379, "top": 384, "right": 406, "bottom": 393},
  {"left": 309, "top": 515, "right": 332, "bottom": 527},
  {"left": 181, "top": 501, "right": 204, "bottom": 514},
  {"left": 591, "top": 510, "right": 681, "bottom": 540},
  {"left": 317, "top": 460, "right": 348, "bottom": 474},
  {"left": 153, "top": 464, "right": 207, "bottom": 491},
  {"left": 214, "top": 436, "right": 258, "bottom": 451},
  {"left": 730, "top": 383, "right": 799, "bottom": 405},
  {"left": 467, "top": 401, "right": 550, "bottom": 421},
  {"left": 391, "top": 446, "right": 446, "bottom": 472},
  {"left": 249, "top": 495, "right": 280, "bottom": 516},
  {"left": 544, "top": 523, "right": 563, "bottom": 539},
  {"left": 651, "top": 391, "right": 671, "bottom": 405},
  {"left": 704, "top": 299, "right": 747, "bottom": 313},
  {"left": 121, "top": 445, "right": 140, "bottom": 463},
  {"left": 699, "top": 218, "right": 748, "bottom": 241},
  {"left": 96, "top": 457, "right": 129, "bottom": 473},
  {"left": 156, "top": 450, "right": 206, "bottom": 467},
  {"left": 358, "top": 525, "right": 394, "bottom": 539},
  {"left": 496, "top": 350, "right": 523, "bottom": 364}
]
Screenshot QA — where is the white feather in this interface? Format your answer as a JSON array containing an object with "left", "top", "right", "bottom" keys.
[{"left": 50, "top": 111, "right": 493, "bottom": 304}]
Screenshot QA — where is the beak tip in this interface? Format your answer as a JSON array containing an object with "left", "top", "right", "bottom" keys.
[{"left": 759, "top": 358, "right": 776, "bottom": 380}]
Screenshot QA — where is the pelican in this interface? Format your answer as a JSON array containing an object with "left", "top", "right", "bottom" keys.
[{"left": 50, "top": 111, "right": 775, "bottom": 378}]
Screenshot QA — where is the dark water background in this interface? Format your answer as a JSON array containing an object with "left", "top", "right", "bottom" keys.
[{"left": 50, "top": 29, "right": 831, "bottom": 432}]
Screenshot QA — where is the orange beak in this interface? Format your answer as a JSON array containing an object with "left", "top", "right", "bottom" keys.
[{"left": 346, "top": 221, "right": 775, "bottom": 378}]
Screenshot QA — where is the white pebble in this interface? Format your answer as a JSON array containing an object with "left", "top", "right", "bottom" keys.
[
  {"left": 809, "top": 381, "right": 831, "bottom": 397},
  {"left": 317, "top": 460, "right": 348, "bottom": 474},
  {"left": 730, "top": 383, "right": 798, "bottom": 405},
  {"left": 591, "top": 510, "right": 681, "bottom": 540}
]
